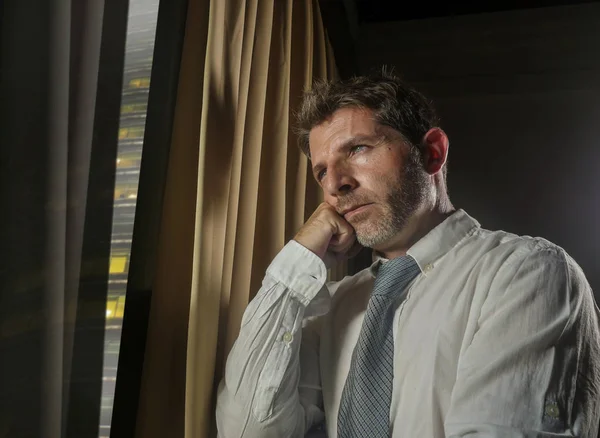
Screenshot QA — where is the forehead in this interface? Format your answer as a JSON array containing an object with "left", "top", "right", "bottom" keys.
[{"left": 308, "top": 107, "right": 380, "bottom": 158}]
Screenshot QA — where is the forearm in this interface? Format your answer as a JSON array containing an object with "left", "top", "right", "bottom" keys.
[{"left": 216, "top": 241, "right": 329, "bottom": 438}]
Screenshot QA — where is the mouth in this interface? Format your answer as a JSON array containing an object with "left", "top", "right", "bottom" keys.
[{"left": 342, "top": 203, "right": 373, "bottom": 219}]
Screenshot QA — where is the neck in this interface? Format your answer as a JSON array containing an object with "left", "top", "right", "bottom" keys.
[{"left": 376, "top": 200, "right": 455, "bottom": 260}]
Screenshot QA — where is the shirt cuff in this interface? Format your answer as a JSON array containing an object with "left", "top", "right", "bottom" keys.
[{"left": 266, "top": 240, "right": 328, "bottom": 307}]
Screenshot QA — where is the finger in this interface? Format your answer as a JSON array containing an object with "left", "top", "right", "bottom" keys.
[
  {"left": 331, "top": 237, "right": 362, "bottom": 266},
  {"left": 329, "top": 219, "right": 355, "bottom": 252},
  {"left": 347, "top": 240, "right": 364, "bottom": 259},
  {"left": 329, "top": 234, "right": 356, "bottom": 256}
]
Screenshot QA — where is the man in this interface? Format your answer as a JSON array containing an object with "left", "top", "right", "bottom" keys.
[{"left": 216, "top": 71, "right": 600, "bottom": 437}]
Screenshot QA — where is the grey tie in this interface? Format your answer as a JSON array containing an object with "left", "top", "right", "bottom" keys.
[{"left": 337, "top": 255, "right": 421, "bottom": 438}]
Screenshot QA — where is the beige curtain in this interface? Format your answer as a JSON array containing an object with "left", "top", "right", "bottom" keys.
[{"left": 134, "top": 0, "right": 340, "bottom": 437}]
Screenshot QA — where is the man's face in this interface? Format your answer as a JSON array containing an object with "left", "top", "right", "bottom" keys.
[{"left": 308, "top": 107, "right": 429, "bottom": 249}]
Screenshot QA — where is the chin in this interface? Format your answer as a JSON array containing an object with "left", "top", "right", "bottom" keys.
[
  {"left": 356, "top": 230, "right": 390, "bottom": 249},
  {"left": 355, "top": 220, "right": 401, "bottom": 250}
]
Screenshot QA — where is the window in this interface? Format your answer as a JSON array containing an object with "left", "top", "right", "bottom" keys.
[
  {"left": 118, "top": 126, "right": 145, "bottom": 139},
  {"left": 99, "top": 0, "right": 160, "bottom": 436},
  {"left": 128, "top": 77, "right": 151, "bottom": 88},
  {"left": 116, "top": 152, "right": 142, "bottom": 169},
  {"left": 121, "top": 102, "right": 148, "bottom": 114}
]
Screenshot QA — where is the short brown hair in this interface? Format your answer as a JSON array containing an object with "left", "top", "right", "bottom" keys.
[{"left": 295, "top": 68, "right": 440, "bottom": 158}]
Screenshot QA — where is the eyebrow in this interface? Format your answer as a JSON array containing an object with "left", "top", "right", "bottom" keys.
[{"left": 311, "top": 134, "right": 385, "bottom": 181}]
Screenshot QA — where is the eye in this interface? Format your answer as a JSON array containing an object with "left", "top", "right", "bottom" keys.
[
  {"left": 350, "top": 145, "right": 367, "bottom": 155},
  {"left": 317, "top": 168, "right": 327, "bottom": 181}
]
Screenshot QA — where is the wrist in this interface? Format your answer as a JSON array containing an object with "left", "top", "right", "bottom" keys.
[{"left": 293, "top": 235, "right": 328, "bottom": 261}]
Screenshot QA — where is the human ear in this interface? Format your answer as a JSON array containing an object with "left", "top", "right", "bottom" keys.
[{"left": 421, "top": 128, "right": 449, "bottom": 175}]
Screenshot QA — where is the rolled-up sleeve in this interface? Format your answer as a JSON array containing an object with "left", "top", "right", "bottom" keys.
[
  {"left": 445, "top": 242, "right": 600, "bottom": 437},
  {"left": 216, "top": 240, "right": 330, "bottom": 438}
]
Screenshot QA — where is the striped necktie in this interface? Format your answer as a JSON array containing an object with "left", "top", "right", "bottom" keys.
[{"left": 337, "top": 255, "right": 421, "bottom": 437}]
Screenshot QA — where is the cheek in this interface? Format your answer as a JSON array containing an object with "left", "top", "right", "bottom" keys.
[
  {"left": 357, "top": 161, "right": 399, "bottom": 189},
  {"left": 353, "top": 153, "right": 372, "bottom": 166},
  {"left": 357, "top": 170, "right": 392, "bottom": 197},
  {"left": 354, "top": 151, "right": 386, "bottom": 175},
  {"left": 356, "top": 147, "right": 403, "bottom": 172}
]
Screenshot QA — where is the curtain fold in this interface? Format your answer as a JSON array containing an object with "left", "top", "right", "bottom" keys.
[
  {"left": 0, "top": 1, "right": 128, "bottom": 437},
  {"left": 133, "top": 0, "right": 338, "bottom": 437}
]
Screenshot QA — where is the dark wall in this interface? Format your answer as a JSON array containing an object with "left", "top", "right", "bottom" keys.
[{"left": 357, "top": 4, "right": 600, "bottom": 300}]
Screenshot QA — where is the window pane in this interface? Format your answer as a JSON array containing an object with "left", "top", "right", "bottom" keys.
[{"left": 99, "top": 0, "right": 160, "bottom": 436}]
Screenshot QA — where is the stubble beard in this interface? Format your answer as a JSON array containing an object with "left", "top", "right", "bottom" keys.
[{"left": 353, "top": 152, "right": 429, "bottom": 248}]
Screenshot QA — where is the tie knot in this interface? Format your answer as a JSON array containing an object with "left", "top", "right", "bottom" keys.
[{"left": 373, "top": 255, "right": 420, "bottom": 297}]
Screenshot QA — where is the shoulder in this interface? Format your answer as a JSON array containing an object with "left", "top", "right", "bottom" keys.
[
  {"left": 469, "top": 229, "right": 594, "bottom": 322},
  {"left": 467, "top": 226, "right": 581, "bottom": 276}
]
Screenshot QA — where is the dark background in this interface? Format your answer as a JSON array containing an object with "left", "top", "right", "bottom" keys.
[{"left": 322, "top": 0, "right": 600, "bottom": 301}]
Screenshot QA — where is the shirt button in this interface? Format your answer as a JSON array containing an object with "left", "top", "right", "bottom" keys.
[
  {"left": 282, "top": 332, "right": 293, "bottom": 343},
  {"left": 424, "top": 264, "right": 433, "bottom": 272},
  {"left": 545, "top": 403, "right": 560, "bottom": 418}
]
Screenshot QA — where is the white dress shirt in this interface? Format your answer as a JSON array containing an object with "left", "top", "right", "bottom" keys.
[{"left": 216, "top": 210, "right": 600, "bottom": 437}]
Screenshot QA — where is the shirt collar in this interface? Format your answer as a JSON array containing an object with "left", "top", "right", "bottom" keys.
[{"left": 368, "top": 209, "right": 480, "bottom": 278}]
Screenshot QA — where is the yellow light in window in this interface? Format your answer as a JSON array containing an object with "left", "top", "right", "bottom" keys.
[
  {"left": 106, "top": 309, "right": 112, "bottom": 317},
  {"left": 129, "top": 77, "right": 150, "bottom": 88},
  {"left": 109, "top": 256, "right": 127, "bottom": 274}
]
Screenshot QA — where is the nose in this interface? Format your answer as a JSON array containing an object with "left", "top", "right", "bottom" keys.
[{"left": 322, "top": 164, "right": 357, "bottom": 198}]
